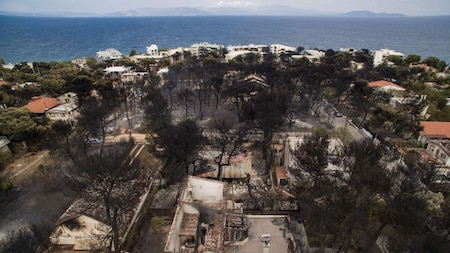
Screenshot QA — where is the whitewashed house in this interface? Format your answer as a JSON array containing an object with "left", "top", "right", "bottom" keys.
[
  {"left": 146, "top": 44, "right": 159, "bottom": 56},
  {"left": 96, "top": 48, "right": 123, "bottom": 61}
]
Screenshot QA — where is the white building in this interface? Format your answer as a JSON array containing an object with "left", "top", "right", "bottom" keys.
[
  {"left": 57, "top": 92, "right": 78, "bottom": 105},
  {"left": 96, "top": 48, "right": 123, "bottom": 61},
  {"left": 270, "top": 44, "right": 297, "bottom": 55},
  {"left": 427, "top": 141, "right": 450, "bottom": 166},
  {"left": 71, "top": 58, "right": 88, "bottom": 69},
  {"left": 189, "top": 42, "right": 224, "bottom": 57},
  {"left": 227, "top": 44, "right": 268, "bottom": 53},
  {"left": 373, "top": 48, "right": 404, "bottom": 66},
  {"left": 225, "top": 44, "right": 268, "bottom": 62},
  {"left": 45, "top": 103, "right": 79, "bottom": 125},
  {"left": 419, "top": 121, "right": 450, "bottom": 166},
  {"left": 103, "top": 66, "right": 132, "bottom": 79},
  {"left": 50, "top": 214, "right": 112, "bottom": 251},
  {"left": 157, "top": 67, "right": 169, "bottom": 76},
  {"left": 49, "top": 196, "right": 115, "bottom": 252},
  {"left": 146, "top": 44, "right": 159, "bottom": 56},
  {"left": 292, "top": 49, "right": 325, "bottom": 63},
  {"left": 2, "top": 63, "right": 15, "bottom": 69},
  {"left": 339, "top": 48, "right": 357, "bottom": 54},
  {"left": 225, "top": 50, "right": 246, "bottom": 61},
  {"left": 129, "top": 54, "right": 165, "bottom": 63},
  {"left": 121, "top": 71, "right": 148, "bottom": 83},
  {"left": 304, "top": 49, "right": 325, "bottom": 59}
]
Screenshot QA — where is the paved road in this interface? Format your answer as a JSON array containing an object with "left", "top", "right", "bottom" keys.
[
  {"left": 8, "top": 151, "right": 47, "bottom": 180},
  {"left": 318, "top": 101, "right": 366, "bottom": 141},
  {"left": 104, "top": 133, "right": 148, "bottom": 144},
  {"left": 331, "top": 113, "right": 366, "bottom": 140}
]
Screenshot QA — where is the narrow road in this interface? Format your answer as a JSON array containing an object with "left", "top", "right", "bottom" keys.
[{"left": 8, "top": 151, "right": 47, "bottom": 180}]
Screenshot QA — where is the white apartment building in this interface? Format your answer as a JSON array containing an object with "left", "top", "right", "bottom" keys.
[
  {"left": 189, "top": 42, "right": 224, "bottom": 57},
  {"left": 227, "top": 44, "right": 268, "bottom": 53},
  {"left": 373, "top": 48, "right": 404, "bottom": 66},
  {"left": 290, "top": 49, "right": 325, "bottom": 63},
  {"left": 96, "top": 48, "right": 123, "bottom": 61},
  {"left": 270, "top": 44, "right": 297, "bottom": 55}
]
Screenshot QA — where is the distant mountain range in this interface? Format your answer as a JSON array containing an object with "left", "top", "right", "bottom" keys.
[
  {"left": 106, "top": 5, "right": 334, "bottom": 17},
  {"left": 340, "top": 11, "right": 405, "bottom": 18},
  {"left": 0, "top": 6, "right": 407, "bottom": 18}
]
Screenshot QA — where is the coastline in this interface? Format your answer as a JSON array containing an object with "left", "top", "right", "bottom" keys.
[{"left": 1, "top": 15, "right": 450, "bottom": 64}]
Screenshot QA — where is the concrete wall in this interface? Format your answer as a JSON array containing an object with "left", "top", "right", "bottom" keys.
[{"left": 164, "top": 205, "right": 185, "bottom": 252}]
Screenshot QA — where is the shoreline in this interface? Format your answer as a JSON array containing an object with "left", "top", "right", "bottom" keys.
[{"left": 1, "top": 16, "right": 450, "bottom": 64}]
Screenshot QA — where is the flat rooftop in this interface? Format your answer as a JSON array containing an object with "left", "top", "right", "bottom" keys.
[{"left": 225, "top": 215, "right": 289, "bottom": 253}]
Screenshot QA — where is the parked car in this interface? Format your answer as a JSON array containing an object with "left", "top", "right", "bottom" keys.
[
  {"left": 334, "top": 111, "right": 343, "bottom": 117},
  {"left": 85, "top": 138, "right": 102, "bottom": 144}
]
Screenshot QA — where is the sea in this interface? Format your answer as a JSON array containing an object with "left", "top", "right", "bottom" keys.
[{"left": 0, "top": 15, "right": 450, "bottom": 64}]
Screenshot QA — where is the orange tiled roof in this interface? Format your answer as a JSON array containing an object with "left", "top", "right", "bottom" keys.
[
  {"left": 368, "top": 80, "right": 405, "bottom": 91},
  {"left": 420, "top": 121, "right": 450, "bottom": 139},
  {"left": 22, "top": 97, "right": 58, "bottom": 114},
  {"left": 0, "top": 81, "right": 7, "bottom": 86}
]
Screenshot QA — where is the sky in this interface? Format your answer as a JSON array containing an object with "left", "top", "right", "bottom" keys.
[{"left": 1, "top": 0, "right": 450, "bottom": 16}]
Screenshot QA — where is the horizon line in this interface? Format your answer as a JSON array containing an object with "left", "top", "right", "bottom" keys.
[
  {"left": 1, "top": 7, "right": 449, "bottom": 18},
  {"left": 4, "top": 13, "right": 450, "bottom": 18}
]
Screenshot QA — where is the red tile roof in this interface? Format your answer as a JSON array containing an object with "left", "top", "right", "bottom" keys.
[
  {"left": 22, "top": 97, "right": 58, "bottom": 114},
  {"left": 420, "top": 121, "right": 450, "bottom": 139},
  {"left": 368, "top": 80, "right": 405, "bottom": 91}
]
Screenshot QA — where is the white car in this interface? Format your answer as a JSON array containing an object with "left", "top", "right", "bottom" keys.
[
  {"left": 334, "top": 111, "right": 343, "bottom": 117},
  {"left": 85, "top": 138, "right": 102, "bottom": 144}
]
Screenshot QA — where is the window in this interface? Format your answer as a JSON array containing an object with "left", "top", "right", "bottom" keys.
[{"left": 429, "top": 145, "right": 435, "bottom": 153}]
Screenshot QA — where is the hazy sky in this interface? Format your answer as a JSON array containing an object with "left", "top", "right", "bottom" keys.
[{"left": 1, "top": 0, "right": 449, "bottom": 16}]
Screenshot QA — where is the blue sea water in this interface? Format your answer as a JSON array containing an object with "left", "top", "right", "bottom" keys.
[{"left": 0, "top": 15, "right": 449, "bottom": 64}]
